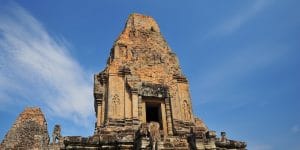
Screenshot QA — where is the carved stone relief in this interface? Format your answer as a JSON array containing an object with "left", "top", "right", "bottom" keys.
[
  {"left": 139, "top": 83, "right": 168, "bottom": 98},
  {"left": 182, "top": 100, "right": 191, "bottom": 120},
  {"left": 112, "top": 94, "right": 121, "bottom": 117}
]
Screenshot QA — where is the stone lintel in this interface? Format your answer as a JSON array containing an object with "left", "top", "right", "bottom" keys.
[{"left": 138, "top": 82, "right": 168, "bottom": 98}]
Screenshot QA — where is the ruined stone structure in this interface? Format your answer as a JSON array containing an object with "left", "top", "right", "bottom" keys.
[
  {"left": 0, "top": 107, "right": 50, "bottom": 149},
  {"left": 63, "top": 13, "right": 246, "bottom": 150},
  {"left": 1, "top": 13, "right": 246, "bottom": 150}
]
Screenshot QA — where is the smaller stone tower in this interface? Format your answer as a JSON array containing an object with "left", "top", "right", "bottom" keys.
[{"left": 0, "top": 107, "right": 50, "bottom": 149}]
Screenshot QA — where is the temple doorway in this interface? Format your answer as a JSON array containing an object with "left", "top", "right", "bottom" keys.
[{"left": 146, "top": 102, "right": 163, "bottom": 129}]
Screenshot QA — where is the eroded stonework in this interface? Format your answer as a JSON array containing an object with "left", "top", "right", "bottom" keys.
[
  {"left": 0, "top": 107, "right": 50, "bottom": 149},
  {"left": 1, "top": 13, "right": 246, "bottom": 150},
  {"left": 64, "top": 13, "right": 246, "bottom": 149},
  {"left": 93, "top": 13, "right": 196, "bottom": 135}
]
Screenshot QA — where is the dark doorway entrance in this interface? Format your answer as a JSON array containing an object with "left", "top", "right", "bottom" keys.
[{"left": 146, "top": 103, "right": 163, "bottom": 129}]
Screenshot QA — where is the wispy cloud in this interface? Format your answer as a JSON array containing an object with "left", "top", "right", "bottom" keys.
[
  {"left": 197, "top": 44, "right": 287, "bottom": 104},
  {"left": 205, "top": 0, "right": 270, "bottom": 38},
  {"left": 0, "top": 2, "right": 93, "bottom": 127},
  {"left": 291, "top": 125, "right": 300, "bottom": 134},
  {"left": 191, "top": 43, "right": 292, "bottom": 116},
  {"left": 250, "top": 144, "right": 272, "bottom": 150}
]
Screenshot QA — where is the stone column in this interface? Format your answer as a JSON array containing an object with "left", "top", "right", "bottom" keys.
[
  {"left": 124, "top": 91, "right": 131, "bottom": 124},
  {"left": 123, "top": 78, "right": 131, "bottom": 125},
  {"left": 165, "top": 97, "right": 173, "bottom": 135},
  {"left": 102, "top": 75, "right": 108, "bottom": 125},
  {"left": 160, "top": 103, "right": 168, "bottom": 137},
  {"left": 96, "top": 99, "right": 102, "bottom": 126},
  {"left": 101, "top": 98, "right": 105, "bottom": 125},
  {"left": 131, "top": 89, "right": 139, "bottom": 125},
  {"left": 138, "top": 95, "right": 144, "bottom": 122}
]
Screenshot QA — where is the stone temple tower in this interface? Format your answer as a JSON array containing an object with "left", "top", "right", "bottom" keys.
[
  {"left": 59, "top": 13, "right": 246, "bottom": 149},
  {"left": 93, "top": 13, "right": 196, "bottom": 136},
  {"left": 1, "top": 13, "right": 246, "bottom": 150}
]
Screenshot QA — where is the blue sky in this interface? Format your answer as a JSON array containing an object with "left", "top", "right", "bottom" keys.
[{"left": 0, "top": 0, "right": 299, "bottom": 149}]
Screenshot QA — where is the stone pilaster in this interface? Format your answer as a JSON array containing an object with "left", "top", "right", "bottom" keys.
[
  {"left": 165, "top": 97, "right": 173, "bottom": 135},
  {"left": 131, "top": 89, "right": 139, "bottom": 125}
]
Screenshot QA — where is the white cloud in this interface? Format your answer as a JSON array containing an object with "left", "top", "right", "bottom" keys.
[
  {"left": 192, "top": 43, "right": 289, "bottom": 110},
  {"left": 205, "top": 0, "right": 270, "bottom": 38},
  {"left": 198, "top": 45, "right": 287, "bottom": 93},
  {"left": 0, "top": 2, "right": 93, "bottom": 127},
  {"left": 251, "top": 144, "right": 272, "bottom": 150},
  {"left": 291, "top": 125, "right": 300, "bottom": 134}
]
